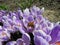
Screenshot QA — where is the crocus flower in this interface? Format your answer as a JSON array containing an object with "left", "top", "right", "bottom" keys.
[
  {"left": 20, "top": 6, "right": 45, "bottom": 33},
  {"left": 20, "top": 8, "right": 36, "bottom": 33}
]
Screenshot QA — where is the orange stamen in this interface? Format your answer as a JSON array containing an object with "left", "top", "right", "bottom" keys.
[
  {"left": 56, "top": 42, "right": 60, "bottom": 45},
  {"left": 28, "top": 21, "right": 34, "bottom": 28},
  {"left": 2, "top": 32, "right": 7, "bottom": 36}
]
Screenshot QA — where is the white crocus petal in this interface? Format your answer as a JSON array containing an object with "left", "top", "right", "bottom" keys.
[
  {"left": 23, "top": 8, "right": 30, "bottom": 15},
  {"left": 32, "top": 6, "right": 40, "bottom": 11},
  {"left": 23, "top": 19, "right": 26, "bottom": 22},
  {"left": 13, "top": 16, "right": 16, "bottom": 20},
  {"left": 55, "top": 21, "right": 60, "bottom": 26},
  {"left": 36, "top": 7, "right": 40, "bottom": 11},
  {"left": 35, "top": 24, "right": 39, "bottom": 28},
  {"left": 0, "top": 26, "right": 2, "bottom": 30},
  {"left": 13, "top": 16, "right": 17, "bottom": 23},
  {"left": 41, "top": 7, "right": 44, "bottom": 13},
  {"left": 32, "top": 6, "right": 37, "bottom": 11}
]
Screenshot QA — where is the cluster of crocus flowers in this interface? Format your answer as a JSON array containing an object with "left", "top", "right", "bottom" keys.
[{"left": 0, "top": 6, "right": 60, "bottom": 45}]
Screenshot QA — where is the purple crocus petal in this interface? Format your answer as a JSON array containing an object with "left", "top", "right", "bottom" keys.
[
  {"left": 40, "top": 7, "right": 44, "bottom": 14},
  {"left": 45, "top": 22, "right": 54, "bottom": 34},
  {"left": 17, "top": 9, "right": 23, "bottom": 16},
  {"left": 14, "top": 24, "right": 26, "bottom": 34},
  {"left": 33, "top": 30, "right": 47, "bottom": 38},
  {"left": 8, "top": 12, "right": 16, "bottom": 20},
  {"left": 46, "top": 20, "right": 54, "bottom": 30},
  {"left": 39, "top": 23, "right": 49, "bottom": 34},
  {"left": 34, "top": 36, "right": 41, "bottom": 45},
  {"left": 16, "top": 38, "right": 25, "bottom": 45},
  {"left": 27, "top": 15, "right": 34, "bottom": 22},
  {"left": 35, "top": 23, "right": 40, "bottom": 30},
  {"left": 50, "top": 24, "right": 60, "bottom": 44},
  {"left": 0, "top": 41, "right": 2, "bottom": 45},
  {"left": 57, "top": 31, "right": 60, "bottom": 42},
  {"left": 0, "top": 10, "right": 6, "bottom": 17},
  {"left": 22, "top": 33, "right": 30, "bottom": 45},
  {"left": 2, "top": 15, "right": 8, "bottom": 22},
  {"left": 41, "top": 22, "right": 48, "bottom": 29},
  {"left": 31, "top": 6, "right": 40, "bottom": 13},
  {"left": 16, "top": 10, "right": 23, "bottom": 20},
  {"left": 22, "top": 18, "right": 28, "bottom": 27},
  {"left": 34, "top": 36, "right": 49, "bottom": 45},
  {"left": 6, "top": 41, "right": 16, "bottom": 45},
  {"left": 45, "top": 35, "right": 52, "bottom": 42},
  {"left": 8, "top": 11, "right": 13, "bottom": 18},
  {"left": 36, "top": 15, "right": 45, "bottom": 24},
  {"left": 27, "top": 27, "right": 34, "bottom": 33},
  {"left": 43, "top": 28, "right": 51, "bottom": 35}
]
